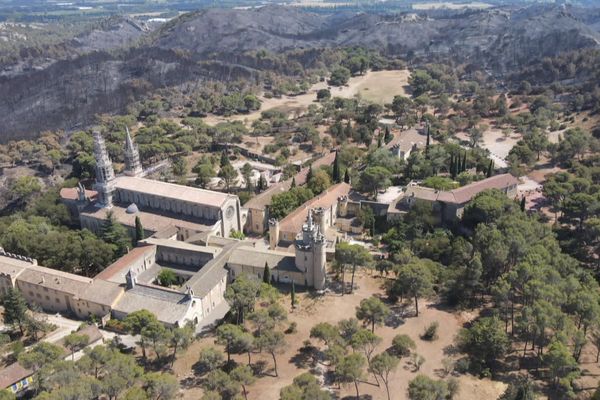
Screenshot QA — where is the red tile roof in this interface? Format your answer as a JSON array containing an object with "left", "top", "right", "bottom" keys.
[
  {"left": 94, "top": 244, "right": 156, "bottom": 281},
  {"left": 59, "top": 187, "right": 97, "bottom": 201},
  {"left": 244, "top": 151, "right": 337, "bottom": 211},
  {"left": 437, "top": 174, "right": 519, "bottom": 204},
  {"left": 279, "top": 182, "right": 351, "bottom": 235},
  {"left": 0, "top": 363, "right": 32, "bottom": 390},
  {"left": 407, "top": 174, "right": 519, "bottom": 205}
]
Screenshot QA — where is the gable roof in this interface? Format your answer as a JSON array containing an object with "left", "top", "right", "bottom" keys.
[
  {"left": 385, "top": 128, "right": 428, "bottom": 153},
  {"left": 114, "top": 176, "right": 236, "bottom": 209},
  {"left": 80, "top": 204, "right": 217, "bottom": 234},
  {"left": 437, "top": 174, "right": 519, "bottom": 204},
  {"left": 94, "top": 244, "right": 156, "bottom": 282},
  {"left": 228, "top": 246, "right": 300, "bottom": 272},
  {"left": 17, "top": 265, "right": 92, "bottom": 295},
  {"left": 244, "top": 179, "right": 292, "bottom": 210},
  {"left": 243, "top": 151, "right": 338, "bottom": 212},
  {"left": 406, "top": 174, "right": 519, "bottom": 205},
  {"left": 59, "top": 187, "right": 98, "bottom": 202},
  {"left": 0, "top": 251, "right": 35, "bottom": 279},
  {"left": 184, "top": 242, "right": 239, "bottom": 297},
  {"left": 0, "top": 363, "right": 32, "bottom": 389},
  {"left": 279, "top": 182, "right": 351, "bottom": 234},
  {"left": 75, "top": 279, "right": 124, "bottom": 307}
]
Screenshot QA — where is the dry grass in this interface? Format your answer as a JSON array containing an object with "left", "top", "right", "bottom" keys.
[
  {"left": 202, "top": 70, "right": 411, "bottom": 128},
  {"left": 173, "top": 272, "right": 507, "bottom": 400},
  {"left": 354, "top": 70, "right": 411, "bottom": 105}
]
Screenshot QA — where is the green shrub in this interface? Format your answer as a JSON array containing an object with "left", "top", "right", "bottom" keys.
[
  {"left": 392, "top": 334, "right": 416, "bottom": 357},
  {"left": 421, "top": 322, "right": 439, "bottom": 341},
  {"left": 285, "top": 322, "right": 298, "bottom": 334},
  {"left": 105, "top": 319, "right": 127, "bottom": 333},
  {"left": 157, "top": 269, "right": 178, "bottom": 287}
]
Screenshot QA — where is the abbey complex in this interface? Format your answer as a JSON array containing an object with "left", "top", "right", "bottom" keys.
[{"left": 0, "top": 130, "right": 328, "bottom": 328}]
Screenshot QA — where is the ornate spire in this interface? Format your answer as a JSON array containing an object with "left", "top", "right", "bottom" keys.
[
  {"left": 123, "top": 127, "right": 143, "bottom": 177},
  {"left": 92, "top": 130, "right": 115, "bottom": 208},
  {"left": 307, "top": 209, "right": 314, "bottom": 230}
]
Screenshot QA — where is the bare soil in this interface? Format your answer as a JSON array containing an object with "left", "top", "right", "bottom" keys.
[
  {"left": 172, "top": 272, "right": 507, "bottom": 400},
  {"left": 202, "top": 70, "right": 411, "bottom": 128}
]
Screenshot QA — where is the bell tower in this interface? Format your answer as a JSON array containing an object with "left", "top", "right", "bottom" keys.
[
  {"left": 123, "top": 127, "right": 143, "bottom": 177},
  {"left": 92, "top": 130, "right": 116, "bottom": 208}
]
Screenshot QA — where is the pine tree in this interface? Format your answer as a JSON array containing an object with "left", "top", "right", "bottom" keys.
[
  {"left": 487, "top": 159, "right": 494, "bottom": 178},
  {"left": 102, "top": 211, "right": 131, "bottom": 256},
  {"left": 291, "top": 282, "right": 296, "bottom": 309},
  {"left": 291, "top": 177, "right": 296, "bottom": 188},
  {"left": 344, "top": 168, "right": 351, "bottom": 184},
  {"left": 3, "top": 289, "right": 28, "bottom": 335},
  {"left": 332, "top": 151, "right": 341, "bottom": 183},
  {"left": 263, "top": 263, "right": 271, "bottom": 285},
  {"left": 134, "top": 216, "right": 144, "bottom": 244},
  {"left": 520, "top": 196, "right": 526, "bottom": 212}
]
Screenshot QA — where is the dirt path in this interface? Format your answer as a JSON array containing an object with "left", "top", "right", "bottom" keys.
[
  {"left": 202, "top": 70, "right": 411, "bottom": 127},
  {"left": 174, "top": 272, "right": 506, "bottom": 400}
]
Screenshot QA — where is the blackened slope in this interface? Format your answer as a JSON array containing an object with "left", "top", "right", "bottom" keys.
[{"left": 1, "top": 4, "right": 600, "bottom": 141}]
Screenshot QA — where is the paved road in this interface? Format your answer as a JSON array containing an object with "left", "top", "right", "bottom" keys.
[{"left": 42, "top": 313, "right": 82, "bottom": 344}]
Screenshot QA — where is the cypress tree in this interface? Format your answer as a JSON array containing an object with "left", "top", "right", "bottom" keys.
[
  {"left": 425, "top": 123, "right": 430, "bottom": 157},
  {"left": 487, "top": 159, "right": 494, "bottom": 178},
  {"left": 454, "top": 154, "right": 460, "bottom": 178},
  {"left": 520, "top": 196, "right": 526, "bottom": 212},
  {"left": 220, "top": 151, "right": 230, "bottom": 168},
  {"left": 134, "top": 216, "right": 144, "bottom": 244},
  {"left": 384, "top": 126, "right": 392, "bottom": 144},
  {"left": 332, "top": 151, "right": 341, "bottom": 183},
  {"left": 344, "top": 168, "right": 351, "bottom": 184},
  {"left": 291, "top": 176, "right": 296, "bottom": 188},
  {"left": 377, "top": 132, "right": 383, "bottom": 148},
  {"left": 263, "top": 262, "right": 271, "bottom": 285},
  {"left": 461, "top": 152, "right": 467, "bottom": 173},
  {"left": 291, "top": 281, "right": 296, "bottom": 309},
  {"left": 306, "top": 165, "right": 314, "bottom": 183},
  {"left": 450, "top": 154, "right": 455, "bottom": 178},
  {"left": 344, "top": 121, "right": 353, "bottom": 140}
]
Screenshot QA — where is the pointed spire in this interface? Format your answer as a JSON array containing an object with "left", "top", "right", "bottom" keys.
[
  {"left": 125, "top": 127, "right": 134, "bottom": 151},
  {"left": 307, "top": 208, "right": 314, "bottom": 230},
  {"left": 123, "top": 127, "right": 143, "bottom": 177},
  {"left": 93, "top": 129, "right": 115, "bottom": 208}
]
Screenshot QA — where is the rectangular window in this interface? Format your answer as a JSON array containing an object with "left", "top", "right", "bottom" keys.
[{"left": 55, "top": 298, "right": 60, "bottom": 304}]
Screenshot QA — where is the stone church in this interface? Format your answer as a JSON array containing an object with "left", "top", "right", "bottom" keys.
[
  {"left": 62, "top": 129, "right": 243, "bottom": 239},
  {"left": 45, "top": 129, "right": 328, "bottom": 328}
]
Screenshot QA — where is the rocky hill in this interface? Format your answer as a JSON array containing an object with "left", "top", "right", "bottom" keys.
[{"left": 1, "top": 4, "right": 599, "bottom": 142}]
